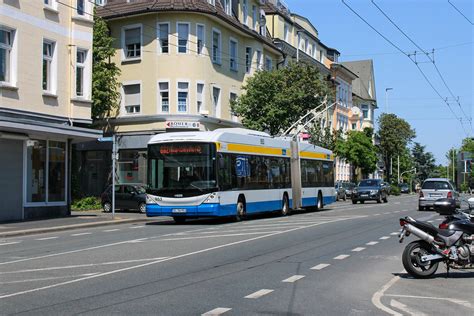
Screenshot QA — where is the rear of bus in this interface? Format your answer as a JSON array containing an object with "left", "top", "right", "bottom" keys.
[{"left": 146, "top": 142, "right": 221, "bottom": 218}]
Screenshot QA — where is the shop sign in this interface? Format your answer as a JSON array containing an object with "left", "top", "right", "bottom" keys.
[{"left": 165, "top": 121, "right": 200, "bottom": 129}]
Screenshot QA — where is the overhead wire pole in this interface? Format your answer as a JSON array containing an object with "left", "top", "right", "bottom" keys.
[
  {"left": 371, "top": 0, "right": 472, "bottom": 132},
  {"left": 341, "top": 0, "right": 470, "bottom": 137}
]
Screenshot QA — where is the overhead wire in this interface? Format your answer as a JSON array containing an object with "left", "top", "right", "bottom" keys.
[
  {"left": 448, "top": 0, "right": 474, "bottom": 25},
  {"left": 341, "top": 0, "right": 470, "bottom": 136}
]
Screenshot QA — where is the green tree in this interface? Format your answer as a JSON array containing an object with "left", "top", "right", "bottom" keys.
[
  {"left": 461, "top": 138, "right": 474, "bottom": 154},
  {"left": 411, "top": 142, "right": 435, "bottom": 182},
  {"left": 308, "top": 119, "right": 344, "bottom": 152},
  {"left": 92, "top": 15, "right": 121, "bottom": 119},
  {"left": 231, "top": 62, "right": 332, "bottom": 135},
  {"left": 377, "top": 114, "right": 416, "bottom": 182},
  {"left": 336, "top": 130, "right": 378, "bottom": 181}
]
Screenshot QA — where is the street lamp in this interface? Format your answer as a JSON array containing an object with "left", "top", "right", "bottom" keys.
[{"left": 385, "top": 88, "right": 393, "bottom": 113}]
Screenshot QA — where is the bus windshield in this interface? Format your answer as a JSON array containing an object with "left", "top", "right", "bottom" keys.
[{"left": 147, "top": 142, "right": 217, "bottom": 197}]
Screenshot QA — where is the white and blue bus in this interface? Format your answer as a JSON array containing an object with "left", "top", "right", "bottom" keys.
[{"left": 146, "top": 128, "right": 335, "bottom": 223}]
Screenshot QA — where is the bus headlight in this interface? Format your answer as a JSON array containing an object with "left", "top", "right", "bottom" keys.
[
  {"left": 203, "top": 193, "right": 219, "bottom": 204},
  {"left": 146, "top": 194, "right": 162, "bottom": 204}
]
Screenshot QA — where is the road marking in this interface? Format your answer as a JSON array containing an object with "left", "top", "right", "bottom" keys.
[
  {"left": 201, "top": 307, "right": 232, "bottom": 316},
  {"left": 161, "top": 232, "right": 283, "bottom": 241},
  {"left": 0, "top": 241, "right": 21, "bottom": 246},
  {"left": 366, "top": 241, "right": 379, "bottom": 245},
  {"left": 385, "top": 294, "right": 474, "bottom": 309},
  {"left": 371, "top": 274, "right": 402, "bottom": 316},
  {"left": 333, "top": 254, "right": 350, "bottom": 260},
  {"left": 310, "top": 263, "right": 330, "bottom": 270},
  {"left": 244, "top": 289, "right": 274, "bottom": 299},
  {"left": 390, "top": 232, "right": 399, "bottom": 235},
  {"left": 282, "top": 275, "right": 305, "bottom": 283},
  {"left": 352, "top": 247, "right": 366, "bottom": 252},
  {"left": 0, "top": 273, "right": 101, "bottom": 285},
  {"left": 428, "top": 220, "right": 434, "bottom": 223},
  {"left": 103, "top": 229, "right": 120, "bottom": 232},
  {"left": 0, "top": 217, "right": 353, "bottom": 299},
  {"left": 129, "top": 226, "right": 145, "bottom": 229},
  {"left": 0, "top": 257, "right": 170, "bottom": 275},
  {"left": 374, "top": 214, "right": 381, "bottom": 216},
  {"left": 35, "top": 237, "right": 58, "bottom": 241},
  {"left": 71, "top": 232, "right": 92, "bottom": 236},
  {"left": 127, "top": 238, "right": 148, "bottom": 243},
  {"left": 390, "top": 299, "right": 428, "bottom": 316},
  {"left": 380, "top": 236, "right": 390, "bottom": 240},
  {"left": 383, "top": 212, "right": 391, "bottom": 215},
  {"left": 394, "top": 211, "right": 401, "bottom": 213},
  {"left": 436, "top": 218, "right": 443, "bottom": 221}
]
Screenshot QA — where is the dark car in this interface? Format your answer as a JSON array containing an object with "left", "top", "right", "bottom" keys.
[
  {"left": 101, "top": 184, "right": 147, "bottom": 213},
  {"left": 343, "top": 182, "right": 356, "bottom": 199},
  {"left": 335, "top": 182, "right": 347, "bottom": 201},
  {"left": 399, "top": 183, "right": 410, "bottom": 194},
  {"left": 352, "top": 179, "right": 388, "bottom": 204},
  {"left": 381, "top": 182, "right": 391, "bottom": 195}
]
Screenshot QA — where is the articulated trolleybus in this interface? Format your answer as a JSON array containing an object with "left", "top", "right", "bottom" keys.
[{"left": 146, "top": 128, "right": 335, "bottom": 223}]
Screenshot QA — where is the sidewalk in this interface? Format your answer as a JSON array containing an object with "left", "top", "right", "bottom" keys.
[{"left": 0, "top": 211, "right": 160, "bottom": 238}]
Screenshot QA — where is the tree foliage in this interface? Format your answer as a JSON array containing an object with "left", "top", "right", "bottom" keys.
[
  {"left": 411, "top": 142, "right": 435, "bottom": 182},
  {"left": 92, "top": 15, "right": 121, "bottom": 119},
  {"left": 336, "top": 131, "right": 378, "bottom": 180},
  {"left": 308, "top": 119, "right": 344, "bottom": 152},
  {"left": 377, "top": 113, "right": 416, "bottom": 181},
  {"left": 231, "top": 62, "right": 332, "bottom": 135},
  {"left": 461, "top": 138, "right": 474, "bottom": 154}
]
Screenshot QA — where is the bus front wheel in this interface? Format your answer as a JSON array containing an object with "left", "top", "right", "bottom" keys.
[
  {"left": 280, "top": 194, "right": 290, "bottom": 216},
  {"left": 234, "top": 198, "right": 246, "bottom": 222}
]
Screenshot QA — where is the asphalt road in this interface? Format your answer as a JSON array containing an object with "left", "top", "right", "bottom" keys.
[{"left": 1, "top": 194, "right": 473, "bottom": 315}]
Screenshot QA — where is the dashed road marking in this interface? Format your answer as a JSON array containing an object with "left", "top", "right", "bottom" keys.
[
  {"left": 428, "top": 220, "right": 434, "bottom": 223},
  {"left": 380, "top": 236, "right": 390, "bottom": 240},
  {"left": 0, "top": 241, "right": 21, "bottom": 246},
  {"left": 352, "top": 247, "right": 366, "bottom": 252},
  {"left": 333, "top": 254, "right": 350, "bottom": 260},
  {"left": 282, "top": 275, "right": 305, "bottom": 283},
  {"left": 374, "top": 214, "right": 381, "bottom": 216},
  {"left": 310, "top": 263, "right": 331, "bottom": 270},
  {"left": 390, "top": 232, "right": 399, "bottom": 235},
  {"left": 244, "top": 289, "right": 274, "bottom": 299},
  {"left": 366, "top": 241, "right": 379, "bottom": 245},
  {"left": 394, "top": 211, "right": 401, "bottom": 213},
  {"left": 35, "top": 237, "right": 58, "bottom": 241},
  {"left": 383, "top": 212, "right": 391, "bottom": 215},
  {"left": 201, "top": 307, "right": 232, "bottom": 316},
  {"left": 103, "top": 229, "right": 120, "bottom": 232},
  {"left": 71, "top": 232, "right": 92, "bottom": 237},
  {"left": 129, "top": 226, "right": 145, "bottom": 229}
]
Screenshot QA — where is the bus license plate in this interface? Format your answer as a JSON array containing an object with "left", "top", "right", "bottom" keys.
[{"left": 172, "top": 209, "right": 187, "bottom": 214}]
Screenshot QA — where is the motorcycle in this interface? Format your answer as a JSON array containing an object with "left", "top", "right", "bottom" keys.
[{"left": 399, "top": 198, "right": 474, "bottom": 278}]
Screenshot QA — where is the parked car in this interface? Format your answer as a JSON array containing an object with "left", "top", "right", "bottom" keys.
[
  {"left": 352, "top": 179, "right": 388, "bottom": 204},
  {"left": 418, "top": 178, "right": 460, "bottom": 211},
  {"left": 335, "top": 182, "right": 347, "bottom": 201},
  {"left": 343, "top": 182, "right": 356, "bottom": 199},
  {"left": 399, "top": 183, "right": 410, "bottom": 194},
  {"left": 381, "top": 182, "right": 391, "bottom": 195},
  {"left": 101, "top": 184, "right": 147, "bottom": 213}
]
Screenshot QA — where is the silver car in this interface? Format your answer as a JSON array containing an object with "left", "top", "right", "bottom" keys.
[{"left": 418, "top": 178, "right": 460, "bottom": 211}]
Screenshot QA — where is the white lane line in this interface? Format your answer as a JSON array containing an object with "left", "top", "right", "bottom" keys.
[
  {"left": 374, "top": 214, "right": 381, "bottom": 216},
  {"left": 0, "top": 217, "right": 352, "bottom": 299},
  {"left": 393, "top": 211, "right": 401, "bottom": 213},
  {"left": 383, "top": 212, "right": 391, "bottom": 215},
  {"left": 394, "top": 202, "right": 401, "bottom": 205},
  {"left": 35, "top": 237, "right": 58, "bottom": 241},
  {"left": 201, "top": 307, "right": 232, "bottom": 316},
  {"left": 380, "top": 236, "right": 390, "bottom": 240},
  {"left": 0, "top": 273, "right": 101, "bottom": 285},
  {"left": 427, "top": 220, "right": 434, "bottom": 223},
  {"left": 244, "top": 289, "right": 274, "bottom": 299},
  {"left": 0, "top": 241, "right": 21, "bottom": 246},
  {"left": 390, "top": 299, "right": 428, "bottom": 316},
  {"left": 310, "top": 263, "right": 330, "bottom": 270},
  {"left": 127, "top": 238, "right": 148, "bottom": 243},
  {"left": 282, "top": 275, "right": 305, "bottom": 283},
  {"left": 333, "top": 254, "right": 350, "bottom": 260},
  {"left": 371, "top": 274, "right": 402, "bottom": 316},
  {"left": 129, "top": 226, "right": 145, "bottom": 229},
  {"left": 436, "top": 218, "right": 443, "bottom": 221},
  {"left": 390, "top": 232, "right": 399, "bottom": 236},
  {"left": 71, "top": 232, "right": 92, "bottom": 237},
  {"left": 0, "top": 257, "right": 170, "bottom": 275},
  {"left": 161, "top": 232, "right": 283, "bottom": 241},
  {"left": 103, "top": 229, "right": 120, "bottom": 232},
  {"left": 352, "top": 247, "right": 366, "bottom": 252},
  {"left": 385, "top": 294, "right": 474, "bottom": 309}
]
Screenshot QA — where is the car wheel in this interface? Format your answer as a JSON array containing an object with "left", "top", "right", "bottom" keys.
[
  {"left": 360, "top": 200, "right": 365, "bottom": 204},
  {"left": 377, "top": 195, "right": 382, "bottom": 203},
  {"left": 103, "top": 202, "right": 112, "bottom": 213},
  {"left": 383, "top": 195, "right": 388, "bottom": 203},
  {"left": 352, "top": 200, "right": 357, "bottom": 204},
  {"left": 138, "top": 202, "right": 146, "bottom": 213},
  {"left": 343, "top": 193, "right": 347, "bottom": 201},
  {"left": 418, "top": 205, "right": 425, "bottom": 211}
]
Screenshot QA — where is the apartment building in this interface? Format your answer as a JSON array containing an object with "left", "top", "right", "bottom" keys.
[
  {"left": 0, "top": 0, "right": 101, "bottom": 221},
  {"left": 76, "top": 0, "right": 284, "bottom": 194}
]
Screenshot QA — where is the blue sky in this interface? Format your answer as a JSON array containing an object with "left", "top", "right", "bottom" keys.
[{"left": 287, "top": 0, "right": 473, "bottom": 164}]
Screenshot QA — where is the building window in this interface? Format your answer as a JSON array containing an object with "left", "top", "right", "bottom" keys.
[
  {"left": 196, "top": 24, "right": 205, "bottom": 55},
  {"left": 208, "top": 0, "right": 215, "bottom": 5},
  {"left": 0, "top": 28, "right": 13, "bottom": 83},
  {"left": 223, "top": 0, "right": 232, "bottom": 15},
  {"left": 230, "top": 92, "right": 238, "bottom": 121},
  {"left": 252, "top": 5, "right": 257, "bottom": 30},
  {"left": 308, "top": 44, "right": 312, "bottom": 57},
  {"left": 284, "top": 23, "right": 289, "bottom": 42},
  {"left": 95, "top": 0, "right": 107, "bottom": 5},
  {"left": 242, "top": 0, "right": 248, "bottom": 25},
  {"left": 362, "top": 104, "right": 369, "bottom": 119},
  {"left": 305, "top": 38, "right": 309, "bottom": 54},
  {"left": 42, "top": 40, "right": 55, "bottom": 92},
  {"left": 75, "top": 49, "right": 87, "bottom": 97},
  {"left": 352, "top": 123, "right": 357, "bottom": 130},
  {"left": 123, "top": 83, "right": 141, "bottom": 114},
  {"left": 212, "top": 29, "right": 221, "bottom": 64},
  {"left": 245, "top": 47, "right": 252, "bottom": 73},
  {"left": 159, "top": 82, "right": 169, "bottom": 113},
  {"left": 212, "top": 86, "right": 220, "bottom": 117},
  {"left": 229, "top": 39, "right": 238, "bottom": 71},
  {"left": 123, "top": 26, "right": 141, "bottom": 59},
  {"left": 26, "top": 140, "right": 66, "bottom": 204},
  {"left": 157, "top": 23, "right": 169, "bottom": 54},
  {"left": 265, "top": 56, "right": 272, "bottom": 71},
  {"left": 177, "top": 23, "right": 189, "bottom": 54},
  {"left": 256, "top": 50, "right": 262, "bottom": 70},
  {"left": 77, "top": 0, "right": 85, "bottom": 15},
  {"left": 197, "top": 83, "right": 204, "bottom": 113},
  {"left": 177, "top": 82, "right": 189, "bottom": 113}
]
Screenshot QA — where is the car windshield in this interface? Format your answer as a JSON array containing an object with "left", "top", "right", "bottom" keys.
[
  {"left": 422, "top": 181, "right": 450, "bottom": 190},
  {"left": 358, "top": 180, "right": 379, "bottom": 187}
]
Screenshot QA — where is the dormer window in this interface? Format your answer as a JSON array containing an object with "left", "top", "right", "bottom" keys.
[{"left": 222, "top": 0, "right": 232, "bottom": 15}]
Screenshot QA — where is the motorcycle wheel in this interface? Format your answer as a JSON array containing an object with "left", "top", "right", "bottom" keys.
[{"left": 402, "top": 241, "right": 439, "bottom": 278}]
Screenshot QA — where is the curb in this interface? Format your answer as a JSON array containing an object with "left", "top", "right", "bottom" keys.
[{"left": 0, "top": 218, "right": 152, "bottom": 238}]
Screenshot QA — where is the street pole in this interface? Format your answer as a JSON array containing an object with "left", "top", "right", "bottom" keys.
[
  {"left": 397, "top": 155, "right": 400, "bottom": 184},
  {"left": 385, "top": 88, "right": 393, "bottom": 113},
  {"left": 296, "top": 31, "right": 300, "bottom": 62},
  {"left": 452, "top": 149, "right": 455, "bottom": 184},
  {"left": 112, "top": 134, "right": 116, "bottom": 220}
]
